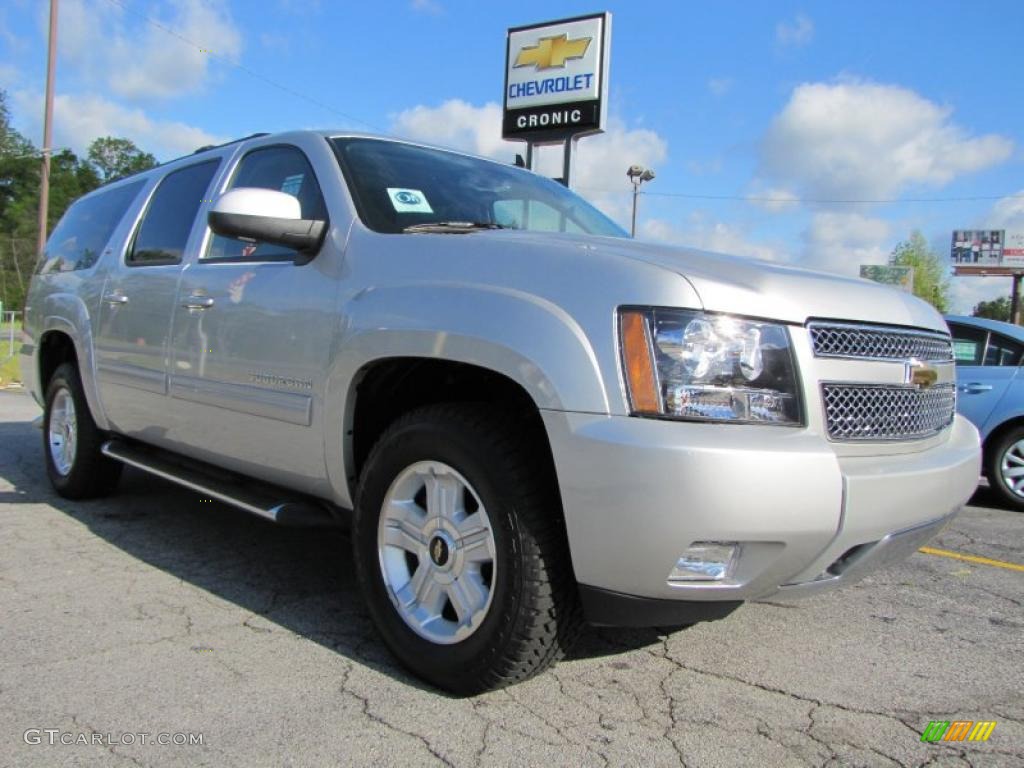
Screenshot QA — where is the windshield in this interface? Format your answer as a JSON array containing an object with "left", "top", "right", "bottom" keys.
[{"left": 330, "top": 137, "right": 627, "bottom": 238}]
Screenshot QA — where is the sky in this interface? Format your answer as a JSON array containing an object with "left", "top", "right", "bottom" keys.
[{"left": 2, "top": 0, "right": 1022, "bottom": 312}]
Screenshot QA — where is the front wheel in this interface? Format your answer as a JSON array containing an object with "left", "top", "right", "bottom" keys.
[
  {"left": 352, "top": 404, "right": 581, "bottom": 694},
  {"left": 987, "top": 426, "right": 1024, "bottom": 511}
]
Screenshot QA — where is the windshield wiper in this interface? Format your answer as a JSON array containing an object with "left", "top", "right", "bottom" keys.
[{"left": 402, "top": 221, "right": 505, "bottom": 234}]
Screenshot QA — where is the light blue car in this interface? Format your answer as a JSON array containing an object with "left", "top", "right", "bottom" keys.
[{"left": 946, "top": 314, "right": 1024, "bottom": 509}]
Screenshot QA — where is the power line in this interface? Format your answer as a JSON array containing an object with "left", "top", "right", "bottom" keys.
[
  {"left": 102, "top": 0, "right": 379, "bottom": 132},
  {"left": 577, "top": 188, "right": 1024, "bottom": 205}
]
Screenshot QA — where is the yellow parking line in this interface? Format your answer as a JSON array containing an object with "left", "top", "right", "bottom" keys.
[{"left": 919, "top": 546, "right": 1024, "bottom": 573}]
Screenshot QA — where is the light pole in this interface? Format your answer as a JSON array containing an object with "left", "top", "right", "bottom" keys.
[{"left": 627, "top": 164, "right": 655, "bottom": 238}]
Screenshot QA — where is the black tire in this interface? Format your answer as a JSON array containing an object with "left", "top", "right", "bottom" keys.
[
  {"left": 352, "top": 403, "right": 581, "bottom": 694},
  {"left": 986, "top": 426, "right": 1024, "bottom": 511},
  {"left": 42, "top": 362, "right": 122, "bottom": 499}
]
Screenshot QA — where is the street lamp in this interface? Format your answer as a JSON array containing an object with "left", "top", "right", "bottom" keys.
[{"left": 627, "top": 164, "right": 655, "bottom": 237}]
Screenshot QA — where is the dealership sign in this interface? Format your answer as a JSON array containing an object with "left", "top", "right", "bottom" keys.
[{"left": 503, "top": 13, "right": 611, "bottom": 140}]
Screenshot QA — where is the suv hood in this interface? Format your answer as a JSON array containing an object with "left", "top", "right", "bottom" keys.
[{"left": 593, "top": 237, "right": 946, "bottom": 331}]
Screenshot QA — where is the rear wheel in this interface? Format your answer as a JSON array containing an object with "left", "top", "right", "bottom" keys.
[
  {"left": 353, "top": 404, "right": 581, "bottom": 694},
  {"left": 43, "top": 363, "right": 122, "bottom": 499},
  {"left": 987, "top": 425, "right": 1024, "bottom": 511}
]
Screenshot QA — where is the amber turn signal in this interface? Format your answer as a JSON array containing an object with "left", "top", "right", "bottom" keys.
[{"left": 620, "top": 311, "right": 660, "bottom": 413}]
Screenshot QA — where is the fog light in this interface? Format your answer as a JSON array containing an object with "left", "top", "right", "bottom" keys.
[{"left": 667, "top": 543, "right": 739, "bottom": 583}]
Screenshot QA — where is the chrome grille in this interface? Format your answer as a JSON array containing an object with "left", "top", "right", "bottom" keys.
[
  {"left": 810, "top": 323, "right": 953, "bottom": 362},
  {"left": 822, "top": 384, "right": 956, "bottom": 441}
]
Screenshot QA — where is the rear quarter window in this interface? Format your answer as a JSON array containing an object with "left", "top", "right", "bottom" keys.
[{"left": 37, "top": 179, "right": 146, "bottom": 275}]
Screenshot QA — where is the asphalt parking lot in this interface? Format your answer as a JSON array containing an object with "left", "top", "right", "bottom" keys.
[{"left": 1, "top": 389, "right": 1021, "bottom": 767}]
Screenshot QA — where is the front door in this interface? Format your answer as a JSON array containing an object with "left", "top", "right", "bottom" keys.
[{"left": 165, "top": 143, "right": 340, "bottom": 494}]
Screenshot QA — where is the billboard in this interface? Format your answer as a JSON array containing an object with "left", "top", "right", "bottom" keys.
[
  {"left": 950, "top": 229, "right": 1024, "bottom": 274},
  {"left": 503, "top": 13, "right": 611, "bottom": 141},
  {"left": 860, "top": 265, "right": 914, "bottom": 292}
]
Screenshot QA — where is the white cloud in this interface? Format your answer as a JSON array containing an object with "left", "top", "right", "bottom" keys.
[
  {"left": 801, "top": 211, "right": 891, "bottom": 275},
  {"left": 987, "top": 189, "right": 1024, "bottom": 229},
  {"left": 641, "top": 214, "right": 787, "bottom": 264},
  {"left": 707, "top": 77, "right": 733, "bottom": 97},
  {"left": 12, "top": 89, "right": 225, "bottom": 160},
  {"left": 949, "top": 277, "right": 1009, "bottom": 315},
  {"left": 776, "top": 13, "right": 814, "bottom": 47},
  {"left": 391, "top": 100, "right": 668, "bottom": 227},
  {"left": 58, "top": 0, "right": 242, "bottom": 102},
  {"left": 392, "top": 99, "right": 509, "bottom": 160},
  {"left": 760, "top": 80, "right": 1014, "bottom": 201}
]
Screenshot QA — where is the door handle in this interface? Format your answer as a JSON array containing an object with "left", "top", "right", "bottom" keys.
[
  {"left": 959, "top": 383, "right": 993, "bottom": 393},
  {"left": 104, "top": 292, "right": 129, "bottom": 306},
  {"left": 181, "top": 295, "right": 215, "bottom": 310}
]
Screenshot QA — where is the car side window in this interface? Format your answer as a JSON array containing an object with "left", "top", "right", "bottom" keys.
[
  {"left": 37, "top": 180, "right": 146, "bottom": 274},
  {"left": 984, "top": 333, "right": 1024, "bottom": 366},
  {"left": 949, "top": 324, "right": 987, "bottom": 366},
  {"left": 128, "top": 159, "right": 221, "bottom": 266},
  {"left": 205, "top": 145, "right": 327, "bottom": 262}
]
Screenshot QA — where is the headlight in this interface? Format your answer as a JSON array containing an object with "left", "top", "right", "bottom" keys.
[{"left": 619, "top": 308, "right": 802, "bottom": 425}]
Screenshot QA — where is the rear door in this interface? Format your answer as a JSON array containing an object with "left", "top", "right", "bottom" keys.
[
  {"left": 94, "top": 158, "right": 223, "bottom": 436},
  {"left": 949, "top": 322, "right": 1022, "bottom": 433}
]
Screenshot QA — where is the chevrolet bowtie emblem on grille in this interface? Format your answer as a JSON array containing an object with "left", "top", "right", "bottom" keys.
[
  {"left": 905, "top": 359, "right": 938, "bottom": 389},
  {"left": 514, "top": 34, "right": 591, "bottom": 70}
]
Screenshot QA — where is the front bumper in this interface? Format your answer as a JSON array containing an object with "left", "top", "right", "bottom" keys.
[{"left": 542, "top": 411, "right": 980, "bottom": 623}]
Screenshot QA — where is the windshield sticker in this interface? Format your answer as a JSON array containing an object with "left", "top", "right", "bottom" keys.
[{"left": 387, "top": 188, "right": 433, "bottom": 214}]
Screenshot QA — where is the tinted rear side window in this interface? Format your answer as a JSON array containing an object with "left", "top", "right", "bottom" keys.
[
  {"left": 129, "top": 159, "right": 220, "bottom": 266},
  {"left": 984, "top": 333, "right": 1024, "bottom": 366},
  {"left": 37, "top": 180, "right": 145, "bottom": 274}
]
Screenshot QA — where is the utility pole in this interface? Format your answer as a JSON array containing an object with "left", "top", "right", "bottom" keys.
[{"left": 36, "top": 0, "right": 59, "bottom": 260}]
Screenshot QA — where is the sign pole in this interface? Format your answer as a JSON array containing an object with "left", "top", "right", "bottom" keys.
[{"left": 561, "top": 136, "right": 577, "bottom": 188}]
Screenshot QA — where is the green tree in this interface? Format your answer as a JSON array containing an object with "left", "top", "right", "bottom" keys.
[
  {"left": 0, "top": 89, "right": 116, "bottom": 310},
  {"left": 87, "top": 136, "right": 156, "bottom": 183},
  {"left": 889, "top": 230, "right": 951, "bottom": 312},
  {"left": 972, "top": 296, "right": 1011, "bottom": 322}
]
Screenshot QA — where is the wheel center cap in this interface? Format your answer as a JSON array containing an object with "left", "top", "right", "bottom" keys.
[{"left": 429, "top": 533, "right": 453, "bottom": 568}]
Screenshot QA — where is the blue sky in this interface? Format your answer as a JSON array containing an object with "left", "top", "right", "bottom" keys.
[{"left": 2, "top": 0, "right": 1022, "bottom": 311}]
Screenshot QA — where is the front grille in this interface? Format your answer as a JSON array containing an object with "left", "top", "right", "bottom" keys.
[
  {"left": 810, "top": 323, "right": 953, "bottom": 362},
  {"left": 822, "top": 383, "right": 956, "bottom": 441}
]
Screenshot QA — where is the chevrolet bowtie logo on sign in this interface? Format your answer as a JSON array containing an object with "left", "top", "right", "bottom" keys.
[
  {"left": 503, "top": 13, "right": 610, "bottom": 140},
  {"left": 514, "top": 34, "right": 591, "bottom": 70}
]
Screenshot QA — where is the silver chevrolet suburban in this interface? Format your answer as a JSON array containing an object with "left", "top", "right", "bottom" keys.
[{"left": 21, "top": 130, "right": 981, "bottom": 693}]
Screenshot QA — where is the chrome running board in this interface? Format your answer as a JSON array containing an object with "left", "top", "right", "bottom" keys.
[{"left": 101, "top": 439, "right": 342, "bottom": 527}]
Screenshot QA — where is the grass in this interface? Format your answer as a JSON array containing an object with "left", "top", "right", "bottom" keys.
[{"left": 0, "top": 320, "right": 23, "bottom": 385}]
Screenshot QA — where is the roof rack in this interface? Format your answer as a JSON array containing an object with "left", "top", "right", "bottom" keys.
[{"left": 192, "top": 132, "right": 269, "bottom": 155}]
